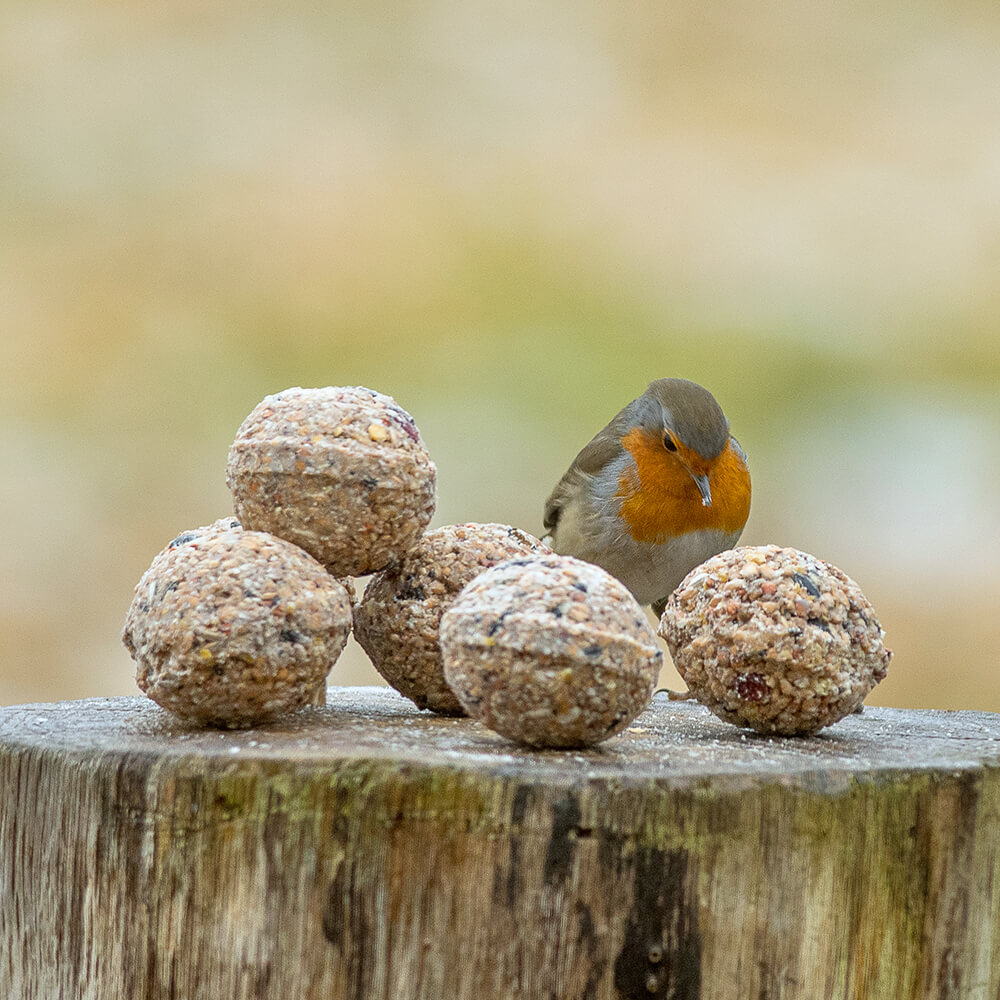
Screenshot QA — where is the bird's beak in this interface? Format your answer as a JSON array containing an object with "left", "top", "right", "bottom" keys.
[{"left": 692, "top": 473, "right": 712, "bottom": 506}]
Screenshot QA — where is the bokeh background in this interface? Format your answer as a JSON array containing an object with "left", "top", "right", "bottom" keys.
[{"left": 3, "top": 1, "right": 999, "bottom": 711}]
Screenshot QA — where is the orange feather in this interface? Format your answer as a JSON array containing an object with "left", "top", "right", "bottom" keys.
[{"left": 616, "top": 428, "right": 751, "bottom": 543}]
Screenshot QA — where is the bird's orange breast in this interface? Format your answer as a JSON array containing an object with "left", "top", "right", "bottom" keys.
[{"left": 616, "top": 428, "right": 751, "bottom": 543}]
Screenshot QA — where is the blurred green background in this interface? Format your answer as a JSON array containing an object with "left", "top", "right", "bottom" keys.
[{"left": 3, "top": 1, "right": 999, "bottom": 711}]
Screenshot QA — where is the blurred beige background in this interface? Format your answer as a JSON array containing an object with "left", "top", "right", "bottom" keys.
[{"left": 2, "top": 1, "right": 998, "bottom": 711}]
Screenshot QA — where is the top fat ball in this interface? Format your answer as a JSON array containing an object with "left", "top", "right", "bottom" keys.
[{"left": 227, "top": 386, "right": 437, "bottom": 577}]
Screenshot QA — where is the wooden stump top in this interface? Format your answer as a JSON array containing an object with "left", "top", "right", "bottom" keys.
[{"left": 3, "top": 686, "right": 999, "bottom": 789}]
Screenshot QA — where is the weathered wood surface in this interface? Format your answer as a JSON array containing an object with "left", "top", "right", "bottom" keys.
[{"left": 1, "top": 687, "right": 999, "bottom": 1000}]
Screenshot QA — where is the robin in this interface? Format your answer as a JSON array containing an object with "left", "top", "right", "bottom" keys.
[{"left": 543, "top": 378, "right": 751, "bottom": 617}]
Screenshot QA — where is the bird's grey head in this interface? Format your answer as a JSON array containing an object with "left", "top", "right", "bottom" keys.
[{"left": 642, "top": 378, "right": 730, "bottom": 460}]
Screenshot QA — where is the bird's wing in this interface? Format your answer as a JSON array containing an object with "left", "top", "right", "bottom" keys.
[{"left": 543, "top": 430, "right": 621, "bottom": 534}]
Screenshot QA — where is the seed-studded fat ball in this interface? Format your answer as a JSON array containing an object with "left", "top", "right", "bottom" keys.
[
  {"left": 659, "top": 545, "right": 891, "bottom": 736},
  {"left": 122, "top": 520, "right": 353, "bottom": 728},
  {"left": 440, "top": 555, "right": 662, "bottom": 748},
  {"left": 226, "top": 386, "right": 437, "bottom": 577},
  {"left": 354, "top": 523, "right": 551, "bottom": 714}
]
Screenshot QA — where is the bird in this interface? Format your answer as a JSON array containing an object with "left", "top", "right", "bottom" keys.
[{"left": 543, "top": 378, "right": 751, "bottom": 617}]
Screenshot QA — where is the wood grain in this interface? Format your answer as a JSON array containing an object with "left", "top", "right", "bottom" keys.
[{"left": 1, "top": 688, "right": 999, "bottom": 999}]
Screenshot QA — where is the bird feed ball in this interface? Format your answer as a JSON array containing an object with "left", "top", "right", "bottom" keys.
[
  {"left": 440, "top": 555, "right": 661, "bottom": 748},
  {"left": 354, "top": 523, "right": 551, "bottom": 714},
  {"left": 226, "top": 386, "right": 437, "bottom": 577},
  {"left": 659, "top": 545, "right": 891, "bottom": 735},
  {"left": 123, "top": 520, "right": 353, "bottom": 728}
]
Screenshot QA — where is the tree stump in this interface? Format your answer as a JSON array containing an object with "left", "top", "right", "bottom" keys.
[{"left": 1, "top": 687, "right": 999, "bottom": 999}]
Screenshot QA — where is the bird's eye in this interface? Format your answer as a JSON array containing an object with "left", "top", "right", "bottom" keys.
[{"left": 663, "top": 434, "right": 677, "bottom": 452}]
